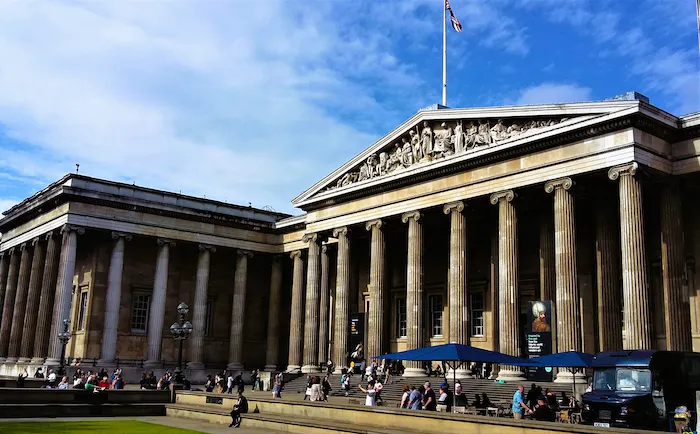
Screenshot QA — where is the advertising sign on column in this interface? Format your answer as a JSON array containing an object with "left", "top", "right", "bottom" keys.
[
  {"left": 348, "top": 312, "right": 365, "bottom": 373},
  {"left": 526, "top": 300, "right": 553, "bottom": 382}
]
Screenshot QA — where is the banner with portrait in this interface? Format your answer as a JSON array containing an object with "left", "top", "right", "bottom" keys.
[
  {"left": 348, "top": 312, "right": 365, "bottom": 371},
  {"left": 526, "top": 300, "right": 553, "bottom": 382}
]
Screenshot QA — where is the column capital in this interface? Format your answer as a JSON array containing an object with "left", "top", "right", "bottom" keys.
[
  {"left": 61, "top": 224, "right": 85, "bottom": 236},
  {"left": 365, "top": 219, "right": 383, "bottom": 231},
  {"left": 31, "top": 236, "right": 41, "bottom": 247},
  {"left": 290, "top": 250, "right": 302, "bottom": 259},
  {"left": 321, "top": 244, "right": 328, "bottom": 254},
  {"left": 401, "top": 210, "right": 421, "bottom": 224},
  {"left": 111, "top": 231, "right": 133, "bottom": 241},
  {"left": 302, "top": 233, "right": 319, "bottom": 244},
  {"left": 237, "top": 249, "right": 254, "bottom": 258},
  {"left": 608, "top": 162, "right": 638, "bottom": 181},
  {"left": 198, "top": 243, "right": 216, "bottom": 253},
  {"left": 332, "top": 227, "right": 349, "bottom": 238},
  {"left": 18, "top": 242, "right": 29, "bottom": 252},
  {"left": 544, "top": 177, "right": 574, "bottom": 194},
  {"left": 44, "top": 230, "right": 56, "bottom": 241},
  {"left": 156, "top": 237, "right": 176, "bottom": 247},
  {"left": 443, "top": 201, "right": 465, "bottom": 215},
  {"left": 489, "top": 190, "right": 515, "bottom": 205}
]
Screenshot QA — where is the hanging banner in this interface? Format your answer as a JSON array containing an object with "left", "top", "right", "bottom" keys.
[
  {"left": 348, "top": 312, "right": 365, "bottom": 371},
  {"left": 526, "top": 300, "right": 553, "bottom": 382}
]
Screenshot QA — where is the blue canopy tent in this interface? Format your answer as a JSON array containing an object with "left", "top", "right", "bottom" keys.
[
  {"left": 532, "top": 351, "right": 595, "bottom": 399},
  {"left": 376, "top": 343, "right": 540, "bottom": 412}
]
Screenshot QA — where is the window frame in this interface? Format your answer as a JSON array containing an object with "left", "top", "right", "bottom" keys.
[
  {"left": 469, "top": 291, "right": 485, "bottom": 337},
  {"left": 395, "top": 296, "right": 407, "bottom": 338},
  {"left": 130, "top": 290, "right": 152, "bottom": 335},
  {"left": 428, "top": 294, "right": 443, "bottom": 337},
  {"left": 77, "top": 290, "right": 89, "bottom": 331}
]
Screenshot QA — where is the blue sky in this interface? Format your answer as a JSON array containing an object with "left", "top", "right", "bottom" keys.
[{"left": 0, "top": 0, "right": 698, "bottom": 215}]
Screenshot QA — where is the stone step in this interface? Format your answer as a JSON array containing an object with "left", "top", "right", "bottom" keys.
[
  {"left": 0, "top": 403, "right": 166, "bottom": 418},
  {"left": 167, "top": 403, "right": 403, "bottom": 434}
]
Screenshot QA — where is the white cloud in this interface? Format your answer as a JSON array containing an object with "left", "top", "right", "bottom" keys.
[
  {"left": 0, "top": 199, "right": 19, "bottom": 215},
  {"left": 514, "top": 83, "right": 592, "bottom": 105}
]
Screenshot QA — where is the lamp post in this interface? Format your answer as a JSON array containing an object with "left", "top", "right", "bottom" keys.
[
  {"left": 170, "top": 302, "right": 193, "bottom": 386},
  {"left": 57, "top": 319, "right": 72, "bottom": 377}
]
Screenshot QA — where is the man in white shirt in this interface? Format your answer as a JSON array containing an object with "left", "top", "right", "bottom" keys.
[
  {"left": 227, "top": 373, "right": 235, "bottom": 394},
  {"left": 47, "top": 369, "right": 57, "bottom": 387}
]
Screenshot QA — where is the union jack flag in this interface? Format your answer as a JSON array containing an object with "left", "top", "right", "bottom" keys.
[{"left": 445, "top": 0, "right": 462, "bottom": 32}]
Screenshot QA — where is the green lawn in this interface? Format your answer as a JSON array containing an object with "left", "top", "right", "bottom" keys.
[{"left": 0, "top": 421, "right": 204, "bottom": 434}]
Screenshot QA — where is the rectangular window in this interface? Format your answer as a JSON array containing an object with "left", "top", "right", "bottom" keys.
[
  {"left": 429, "top": 295, "right": 443, "bottom": 337},
  {"left": 78, "top": 291, "right": 89, "bottom": 331},
  {"left": 205, "top": 299, "right": 214, "bottom": 337},
  {"left": 130, "top": 293, "right": 151, "bottom": 334},
  {"left": 395, "top": 297, "right": 407, "bottom": 338},
  {"left": 470, "top": 292, "right": 484, "bottom": 337}
]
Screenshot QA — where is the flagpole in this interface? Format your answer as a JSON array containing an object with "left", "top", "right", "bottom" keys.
[{"left": 442, "top": 0, "right": 447, "bottom": 106}]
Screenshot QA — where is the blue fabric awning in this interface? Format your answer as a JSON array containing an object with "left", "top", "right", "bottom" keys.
[
  {"left": 531, "top": 351, "right": 594, "bottom": 368},
  {"left": 375, "top": 343, "right": 539, "bottom": 366}
]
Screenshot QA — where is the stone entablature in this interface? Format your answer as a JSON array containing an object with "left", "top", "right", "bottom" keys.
[{"left": 293, "top": 99, "right": 690, "bottom": 209}]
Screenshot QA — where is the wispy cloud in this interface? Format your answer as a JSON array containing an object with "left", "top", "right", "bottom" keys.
[{"left": 511, "top": 83, "right": 592, "bottom": 105}]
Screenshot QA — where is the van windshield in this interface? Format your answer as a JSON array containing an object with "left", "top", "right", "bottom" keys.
[{"left": 593, "top": 368, "right": 652, "bottom": 392}]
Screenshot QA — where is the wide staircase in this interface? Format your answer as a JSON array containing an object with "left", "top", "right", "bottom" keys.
[
  {"left": 282, "top": 373, "right": 574, "bottom": 407},
  {"left": 167, "top": 390, "right": 638, "bottom": 434}
]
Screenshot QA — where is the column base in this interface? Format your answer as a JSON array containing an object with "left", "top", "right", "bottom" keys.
[
  {"left": 496, "top": 369, "right": 526, "bottom": 382},
  {"left": 264, "top": 364, "right": 278, "bottom": 372},
  {"left": 286, "top": 365, "right": 301, "bottom": 374},
  {"left": 44, "top": 358, "right": 60, "bottom": 367},
  {"left": 554, "top": 370, "right": 587, "bottom": 384},
  {"left": 186, "top": 368, "right": 208, "bottom": 384},
  {"left": 96, "top": 359, "right": 117, "bottom": 369},
  {"left": 227, "top": 362, "right": 244, "bottom": 372},
  {"left": 5, "top": 357, "right": 18, "bottom": 364},
  {"left": 29, "top": 357, "right": 46, "bottom": 365},
  {"left": 16, "top": 357, "right": 32, "bottom": 364},
  {"left": 448, "top": 368, "right": 473, "bottom": 380},
  {"left": 0, "top": 357, "right": 6, "bottom": 365},
  {"left": 402, "top": 368, "right": 426, "bottom": 378},
  {"left": 143, "top": 360, "right": 163, "bottom": 370},
  {"left": 301, "top": 364, "right": 321, "bottom": 374},
  {"left": 332, "top": 365, "right": 348, "bottom": 375},
  {"left": 186, "top": 362, "right": 204, "bottom": 370}
]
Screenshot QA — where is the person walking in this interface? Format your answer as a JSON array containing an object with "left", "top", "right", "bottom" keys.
[
  {"left": 272, "top": 373, "right": 282, "bottom": 399},
  {"left": 227, "top": 372, "right": 234, "bottom": 394},
  {"left": 229, "top": 391, "right": 249, "bottom": 428},
  {"left": 512, "top": 385, "right": 533, "bottom": 419},
  {"left": 422, "top": 382, "right": 436, "bottom": 411},
  {"left": 408, "top": 386, "right": 423, "bottom": 410}
]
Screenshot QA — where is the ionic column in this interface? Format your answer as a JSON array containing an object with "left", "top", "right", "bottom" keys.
[
  {"left": 0, "top": 248, "right": 19, "bottom": 362},
  {"left": 539, "top": 215, "right": 557, "bottom": 354},
  {"left": 443, "top": 202, "right": 473, "bottom": 378},
  {"left": 490, "top": 190, "right": 525, "bottom": 381},
  {"left": 264, "top": 255, "right": 283, "bottom": 372},
  {"left": 32, "top": 232, "right": 60, "bottom": 363},
  {"left": 286, "top": 250, "right": 304, "bottom": 373},
  {"left": 145, "top": 238, "right": 175, "bottom": 368},
  {"left": 0, "top": 252, "right": 9, "bottom": 322},
  {"left": 366, "top": 219, "right": 385, "bottom": 362},
  {"left": 99, "top": 232, "right": 132, "bottom": 364},
  {"left": 317, "top": 245, "right": 330, "bottom": 365},
  {"left": 7, "top": 243, "right": 34, "bottom": 362},
  {"left": 596, "top": 203, "right": 623, "bottom": 351},
  {"left": 608, "top": 163, "right": 652, "bottom": 349},
  {"left": 302, "top": 233, "right": 321, "bottom": 373},
  {"left": 187, "top": 244, "right": 215, "bottom": 370},
  {"left": 402, "top": 211, "right": 424, "bottom": 377},
  {"left": 332, "top": 228, "right": 350, "bottom": 374},
  {"left": 47, "top": 225, "right": 84, "bottom": 365},
  {"left": 19, "top": 237, "right": 46, "bottom": 362},
  {"left": 227, "top": 250, "right": 253, "bottom": 371},
  {"left": 545, "top": 178, "right": 582, "bottom": 383},
  {"left": 660, "top": 181, "right": 692, "bottom": 350}
]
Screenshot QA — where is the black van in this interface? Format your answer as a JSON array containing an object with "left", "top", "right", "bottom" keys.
[{"left": 582, "top": 350, "right": 700, "bottom": 429}]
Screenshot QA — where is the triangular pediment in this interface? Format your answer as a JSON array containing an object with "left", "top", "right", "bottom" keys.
[{"left": 293, "top": 100, "right": 648, "bottom": 208}]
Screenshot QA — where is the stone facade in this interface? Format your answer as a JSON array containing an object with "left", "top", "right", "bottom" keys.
[{"left": 1, "top": 93, "right": 700, "bottom": 383}]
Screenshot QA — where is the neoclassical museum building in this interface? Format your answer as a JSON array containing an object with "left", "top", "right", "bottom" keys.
[{"left": 1, "top": 92, "right": 699, "bottom": 382}]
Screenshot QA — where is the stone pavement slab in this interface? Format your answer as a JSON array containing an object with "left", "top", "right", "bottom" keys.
[{"left": 0, "top": 416, "right": 271, "bottom": 434}]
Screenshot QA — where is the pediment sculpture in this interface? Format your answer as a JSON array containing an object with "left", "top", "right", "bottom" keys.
[{"left": 326, "top": 117, "right": 569, "bottom": 191}]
